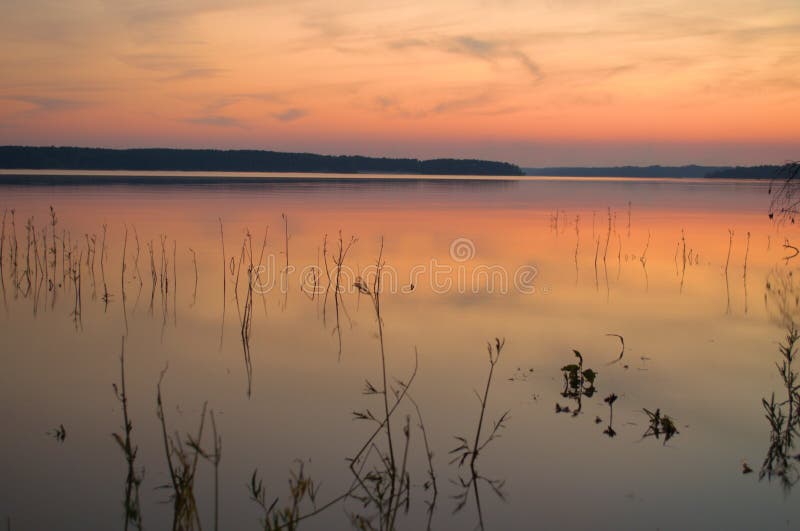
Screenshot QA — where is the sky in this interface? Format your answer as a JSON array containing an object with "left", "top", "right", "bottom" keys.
[{"left": 0, "top": 0, "right": 799, "bottom": 166}]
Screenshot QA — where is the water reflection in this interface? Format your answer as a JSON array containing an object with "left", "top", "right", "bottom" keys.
[{"left": 3, "top": 177, "right": 800, "bottom": 529}]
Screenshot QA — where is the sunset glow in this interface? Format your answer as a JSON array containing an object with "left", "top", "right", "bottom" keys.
[{"left": 1, "top": 0, "right": 799, "bottom": 165}]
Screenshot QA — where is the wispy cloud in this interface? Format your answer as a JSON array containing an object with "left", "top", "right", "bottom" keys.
[
  {"left": 202, "top": 92, "right": 283, "bottom": 114},
  {"left": 185, "top": 115, "right": 244, "bottom": 127},
  {"left": 118, "top": 53, "right": 193, "bottom": 71},
  {"left": 430, "top": 91, "right": 494, "bottom": 114},
  {"left": 370, "top": 88, "right": 519, "bottom": 118},
  {"left": 387, "top": 38, "right": 428, "bottom": 50},
  {"left": 118, "top": 53, "right": 225, "bottom": 81},
  {"left": 165, "top": 68, "right": 226, "bottom": 81},
  {"left": 272, "top": 108, "right": 307, "bottom": 122},
  {"left": 387, "top": 35, "right": 544, "bottom": 81},
  {"left": 5, "top": 95, "right": 87, "bottom": 111}
]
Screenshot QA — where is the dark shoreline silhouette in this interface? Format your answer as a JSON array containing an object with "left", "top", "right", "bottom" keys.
[
  {"left": 0, "top": 146, "right": 524, "bottom": 176},
  {"left": 524, "top": 164, "right": 783, "bottom": 179}
]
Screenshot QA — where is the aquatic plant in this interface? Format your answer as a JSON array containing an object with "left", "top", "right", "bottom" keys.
[
  {"left": 155, "top": 368, "right": 207, "bottom": 530},
  {"left": 111, "top": 337, "right": 143, "bottom": 531},
  {"left": 449, "top": 338, "right": 509, "bottom": 530},
  {"left": 603, "top": 393, "right": 618, "bottom": 438},
  {"left": 347, "top": 239, "right": 420, "bottom": 529},
  {"left": 759, "top": 326, "right": 800, "bottom": 491},
  {"left": 641, "top": 408, "right": 679, "bottom": 444},
  {"left": 450, "top": 338, "right": 509, "bottom": 469},
  {"left": 558, "top": 350, "right": 597, "bottom": 416}
]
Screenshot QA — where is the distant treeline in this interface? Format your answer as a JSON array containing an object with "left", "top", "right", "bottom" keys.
[
  {"left": 524, "top": 164, "right": 787, "bottom": 179},
  {"left": 524, "top": 165, "right": 725, "bottom": 178},
  {"left": 0, "top": 146, "right": 524, "bottom": 176},
  {"left": 703, "top": 165, "right": 783, "bottom": 180}
]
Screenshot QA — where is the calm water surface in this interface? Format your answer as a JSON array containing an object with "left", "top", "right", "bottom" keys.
[{"left": 1, "top": 173, "right": 798, "bottom": 530}]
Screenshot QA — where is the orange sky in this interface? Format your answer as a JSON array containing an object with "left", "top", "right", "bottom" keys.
[{"left": 1, "top": 0, "right": 799, "bottom": 165}]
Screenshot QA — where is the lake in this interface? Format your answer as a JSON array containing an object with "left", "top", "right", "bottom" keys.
[{"left": 0, "top": 172, "right": 798, "bottom": 530}]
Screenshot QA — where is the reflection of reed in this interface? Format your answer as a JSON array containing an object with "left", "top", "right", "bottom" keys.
[
  {"left": 725, "top": 274, "right": 731, "bottom": 315},
  {"left": 640, "top": 230, "right": 650, "bottom": 291},
  {"left": 281, "top": 213, "right": 289, "bottom": 311},
  {"left": 146, "top": 240, "right": 156, "bottom": 316},
  {"left": 574, "top": 214, "right": 580, "bottom": 284},
  {"left": 346, "top": 240, "right": 441, "bottom": 529},
  {"left": 20, "top": 216, "right": 32, "bottom": 296},
  {"left": 9, "top": 210, "right": 18, "bottom": 294},
  {"left": 0, "top": 208, "right": 196, "bottom": 335},
  {"left": 724, "top": 228, "right": 734, "bottom": 275},
  {"left": 593, "top": 236, "right": 599, "bottom": 292},
  {"left": 218, "top": 218, "right": 226, "bottom": 351},
  {"left": 679, "top": 229, "right": 686, "bottom": 293},
  {"left": 0, "top": 208, "right": 6, "bottom": 273},
  {"left": 320, "top": 234, "right": 331, "bottom": 323},
  {"left": 156, "top": 368, "right": 207, "bottom": 531},
  {"left": 189, "top": 247, "right": 198, "bottom": 308},
  {"left": 204, "top": 410, "right": 222, "bottom": 531},
  {"left": 408, "top": 394, "right": 438, "bottom": 530},
  {"left": 450, "top": 339, "right": 509, "bottom": 531},
  {"left": 557, "top": 350, "right": 597, "bottom": 417},
  {"left": 158, "top": 236, "right": 169, "bottom": 341},
  {"left": 112, "top": 337, "right": 143, "bottom": 531},
  {"left": 759, "top": 326, "right": 800, "bottom": 491},
  {"left": 132, "top": 226, "right": 142, "bottom": 288},
  {"left": 603, "top": 393, "right": 618, "bottom": 437},
  {"left": 172, "top": 240, "right": 177, "bottom": 327},
  {"left": 122, "top": 226, "right": 129, "bottom": 335},
  {"left": 743, "top": 231, "right": 750, "bottom": 314},
  {"left": 100, "top": 223, "right": 111, "bottom": 309},
  {"left": 241, "top": 265, "right": 254, "bottom": 398},
  {"left": 87, "top": 233, "right": 97, "bottom": 301},
  {"left": 70, "top": 244, "right": 82, "bottom": 330},
  {"left": 47, "top": 210, "right": 58, "bottom": 309},
  {"left": 603, "top": 207, "right": 611, "bottom": 264},
  {"left": 725, "top": 229, "right": 734, "bottom": 314},
  {"left": 332, "top": 231, "right": 357, "bottom": 359},
  {"left": 627, "top": 201, "right": 632, "bottom": 239},
  {"left": 0, "top": 250, "right": 6, "bottom": 312}
]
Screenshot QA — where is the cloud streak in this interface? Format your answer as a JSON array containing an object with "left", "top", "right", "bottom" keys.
[
  {"left": 388, "top": 35, "right": 544, "bottom": 81},
  {"left": 185, "top": 115, "right": 244, "bottom": 128},
  {"left": 4, "top": 95, "right": 87, "bottom": 111},
  {"left": 272, "top": 108, "right": 308, "bottom": 122}
]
